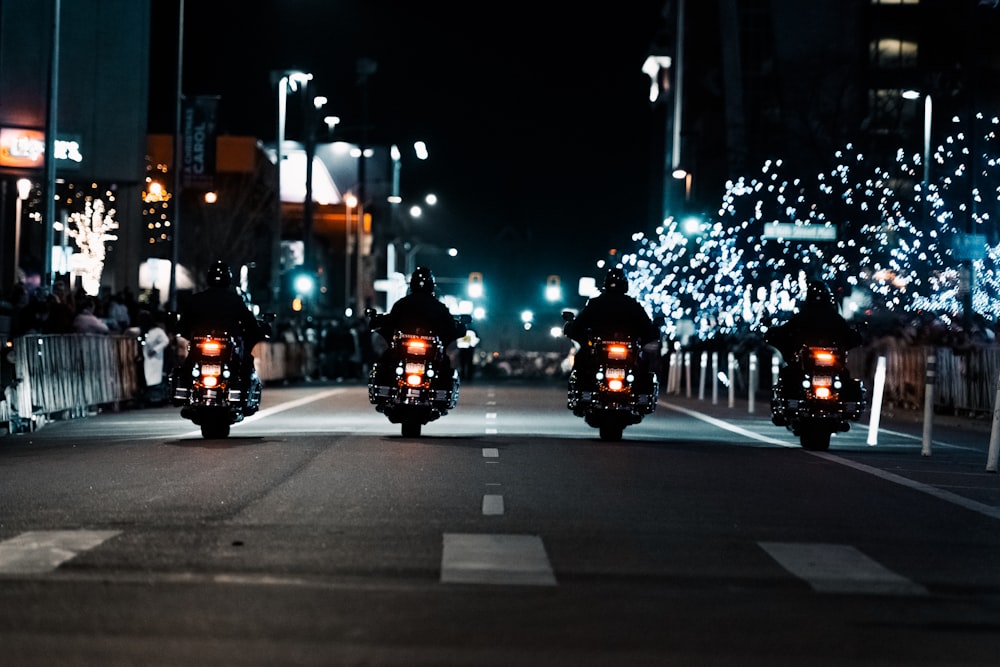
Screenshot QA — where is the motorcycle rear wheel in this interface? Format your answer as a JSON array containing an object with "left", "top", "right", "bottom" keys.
[
  {"left": 799, "top": 424, "right": 831, "bottom": 451},
  {"left": 401, "top": 421, "right": 422, "bottom": 438},
  {"left": 599, "top": 424, "right": 624, "bottom": 442},
  {"left": 201, "top": 421, "right": 231, "bottom": 439}
]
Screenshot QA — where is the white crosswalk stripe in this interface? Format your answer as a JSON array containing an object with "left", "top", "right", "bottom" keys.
[
  {"left": 0, "top": 530, "right": 121, "bottom": 574},
  {"left": 441, "top": 533, "right": 557, "bottom": 586},
  {"left": 759, "top": 541, "right": 928, "bottom": 595}
]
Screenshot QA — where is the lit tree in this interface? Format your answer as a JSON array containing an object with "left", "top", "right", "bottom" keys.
[
  {"left": 62, "top": 197, "right": 119, "bottom": 296},
  {"left": 623, "top": 113, "right": 1000, "bottom": 340}
]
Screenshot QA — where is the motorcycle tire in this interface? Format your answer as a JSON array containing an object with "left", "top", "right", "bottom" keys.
[
  {"left": 201, "top": 421, "right": 231, "bottom": 439},
  {"left": 599, "top": 424, "right": 624, "bottom": 442},
  {"left": 401, "top": 421, "right": 422, "bottom": 438},
  {"left": 799, "top": 424, "right": 831, "bottom": 451}
]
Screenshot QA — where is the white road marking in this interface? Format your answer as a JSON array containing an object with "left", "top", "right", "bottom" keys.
[
  {"left": 662, "top": 401, "right": 795, "bottom": 447},
  {"left": 485, "top": 428, "right": 498, "bottom": 435},
  {"left": 0, "top": 530, "right": 121, "bottom": 574},
  {"left": 441, "top": 533, "right": 556, "bottom": 586},
  {"left": 485, "top": 412, "right": 497, "bottom": 419},
  {"left": 167, "top": 387, "right": 347, "bottom": 439},
  {"left": 482, "top": 448, "right": 499, "bottom": 458},
  {"left": 665, "top": 400, "right": 1000, "bottom": 522},
  {"left": 759, "top": 542, "right": 928, "bottom": 595},
  {"left": 482, "top": 494, "right": 505, "bottom": 515}
]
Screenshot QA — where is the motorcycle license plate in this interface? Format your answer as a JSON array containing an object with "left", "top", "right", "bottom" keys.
[
  {"left": 201, "top": 364, "right": 222, "bottom": 376},
  {"left": 812, "top": 375, "right": 832, "bottom": 387},
  {"left": 606, "top": 367, "right": 626, "bottom": 379},
  {"left": 405, "top": 362, "right": 425, "bottom": 375}
]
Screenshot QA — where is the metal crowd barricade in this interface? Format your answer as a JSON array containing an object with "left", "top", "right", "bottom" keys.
[{"left": 7, "top": 334, "right": 142, "bottom": 432}]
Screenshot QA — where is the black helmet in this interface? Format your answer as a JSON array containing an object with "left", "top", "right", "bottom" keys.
[
  {"left": 207, "top": 260, "right": 233, "bottom": 288},
  {"left": 604, "top": 267, "right": 628, "bottom": 293},
  {"left": 804, "top": 279, "right": 835, "bottom": 308},
  {"left": 410, "top": 266, "right": 436, "bottom": 295}
]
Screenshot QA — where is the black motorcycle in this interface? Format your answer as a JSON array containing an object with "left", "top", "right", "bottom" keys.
[
  {"left": 171, "top": 315, "right": 273, "bottom": 438},
  {"left": 366, "top": 309, "right": 466, "bottom": 437},
  {"left": 770, "top": 344, "right": 867, "bottom": 451},
  {"left": 563, "top": 312, "right": 659, "bottom": 441}
]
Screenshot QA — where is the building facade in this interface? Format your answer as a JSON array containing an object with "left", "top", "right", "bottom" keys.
[{"left": 0, "top": 0, "right": 150, "bottom": 297}]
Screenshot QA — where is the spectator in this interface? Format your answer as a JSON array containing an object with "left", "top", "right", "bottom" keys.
[{"left": 72, "top": 296, "right": 110, "bottom": 334}]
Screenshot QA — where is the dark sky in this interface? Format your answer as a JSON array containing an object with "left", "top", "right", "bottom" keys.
[{"left": 150, "top": 1, "right": 669, "bottom": 311}]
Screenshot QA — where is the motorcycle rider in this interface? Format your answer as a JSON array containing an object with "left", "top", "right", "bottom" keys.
[
  {"left": 765, "top": 279, "right": 861, "bottom": 361},
  {"left": 564, "top": 266, "right": 660, "bottom": 384},
  {"left": 371, "top": 266, "right": 465, "bottom": 382},
  {"left": 765, "top": 279, "right": 864, "bottom": 401},
  {"left": 177, "top": 260, "right": 265, "bottom": 391}
]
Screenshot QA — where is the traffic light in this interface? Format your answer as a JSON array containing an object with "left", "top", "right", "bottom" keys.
[
  {"left": 468, "top": 272, "right": 483, "bottom": 298},
  {"left": 545, "top": 275, "right": 562, "bottom": 302}
]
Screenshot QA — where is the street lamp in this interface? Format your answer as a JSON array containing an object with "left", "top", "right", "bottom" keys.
[
  {"left": 344, "top": 193, "right": 357, "bottom": 309},
  {"left": 13, "top": 178, "right": 32, "bottom": 286},
  {"left": 271, "top": 69, "right": 312, "bottom": 307},
  {"left": 902, "top": 89, "right": 932, "bottom": 193},
  {"left": 303, "top": 92, "right": 326, "bottom": 278}
]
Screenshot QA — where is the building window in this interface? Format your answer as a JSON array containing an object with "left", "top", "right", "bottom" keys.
[{"left": 870, "top": 38, "right": 918, "bottom": 68}]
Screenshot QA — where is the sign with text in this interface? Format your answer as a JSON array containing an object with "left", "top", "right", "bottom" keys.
[
  {"left": 181, "top": 96, "right": 219, "bottom": 188},
  {"left": 762, "top": 222, "right": 837, "bottom": 241},
  {"left": 0, "top": 127, "right": 83, "bottom": 168}
]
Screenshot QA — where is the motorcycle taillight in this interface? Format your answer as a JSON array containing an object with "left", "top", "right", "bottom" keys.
[
  {"left": 198, "top": 339, "right": 224, "bottom": 356},
  {"left": 811, "top": 348, "right": 837, "bottom": 367},
  {"left": 809, "top": 375, "right": 835, "bottom": 399},
  {"left": 606, "top": 343, "right": 629, "bottom": 360},
  {"left": 604, "top": 367, "right": 627, "bottom": 392},
  {"left": 405, "top": 339, "right": 429, "bottom": 355}
]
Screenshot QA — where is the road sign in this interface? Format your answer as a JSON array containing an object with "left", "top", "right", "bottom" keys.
[{"left": 762, "top": 222, "right": 837, "bottom": 241}]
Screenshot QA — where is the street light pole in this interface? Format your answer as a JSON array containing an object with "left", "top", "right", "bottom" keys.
[
  {"left": 168, "top": 0, "right": 184, "bottom": 310},
  {"left": 344, "top": 194, "right": 356, "bottom": 310},
  {"left": 271, "top": 70, "right": 312, "bottom": 309},
  {"left": 13, "top": 178, "right": 32, "bottom": 287}
]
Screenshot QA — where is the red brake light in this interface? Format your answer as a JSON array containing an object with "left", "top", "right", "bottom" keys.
[
  {"left": 199, "top": 339, "right": 223, "bottom": 356},
  {"left": 607, "top": 343, "right": 628, "bottom": 360},
  {"left": 405, "top": 339, "right": 428, "bottom": 355},
  {"left": 812, "top": 349, "right": 836, "bottom": 366}
]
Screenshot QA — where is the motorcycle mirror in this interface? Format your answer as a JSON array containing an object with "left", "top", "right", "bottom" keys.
[{"left": 562, "top": 310, "right": 576, "bottom": 322}]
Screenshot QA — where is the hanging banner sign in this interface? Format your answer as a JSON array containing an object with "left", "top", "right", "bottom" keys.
[{"left": 181, "top": 95, "right": 219, "bottom": 188}]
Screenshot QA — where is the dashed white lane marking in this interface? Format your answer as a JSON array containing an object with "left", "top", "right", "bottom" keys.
[
  {"left": 482, "top": 494, "right": 505, "bottom": 515},
  {"left": 441, "top": 533, "right": 556, "bottom": 586},
  {"left": 485, "top": 429, "right": 498, "bottom": 435},
  {"left": 0, "top": 530, "right": 121, "bottom": 574},
  {"left": 482, "top": 448, "right": 499, "bottom": 458},
  {"left": 759, "top": 542, "right": 928, "bottom": 595},
  {"left": 485, "top": 412, "right": 497, "bottom": 419}
]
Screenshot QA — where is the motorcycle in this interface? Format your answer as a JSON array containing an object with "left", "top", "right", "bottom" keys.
[
  {"left": 366, "top": 309, "right": 468, "bottom": 437},
  {"left": 562, "top": 311, "right": 659, "bottom": 442},
  {"left": 770, "top": 344, "right": 867, "bottom": 451},
  {"left": 171, "top": 315, "right": 274, "bottom": 439}
]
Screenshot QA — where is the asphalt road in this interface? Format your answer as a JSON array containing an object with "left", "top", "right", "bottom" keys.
[{"left": 1, "top": 381, "right": 998, "bottom": 666}]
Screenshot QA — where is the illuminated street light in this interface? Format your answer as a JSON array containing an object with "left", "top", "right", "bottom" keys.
[
  {"left": 271, "top": 69, "right": 313, "bottom": 306},
  {"left": 13, "top": 178, "right": 32, "bottom": 285}
]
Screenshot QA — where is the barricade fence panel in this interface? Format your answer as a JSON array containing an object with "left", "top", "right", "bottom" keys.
[
  {"left": 665, "top": 344, "right": 1000, "bottom": 416},
  {"left": 3, "top": 335, "right": 317, "bottom": 431}
]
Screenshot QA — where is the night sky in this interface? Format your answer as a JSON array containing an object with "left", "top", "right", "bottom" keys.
[{"left": 149, "top": 1, "right": 669, "bottom": 312}]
